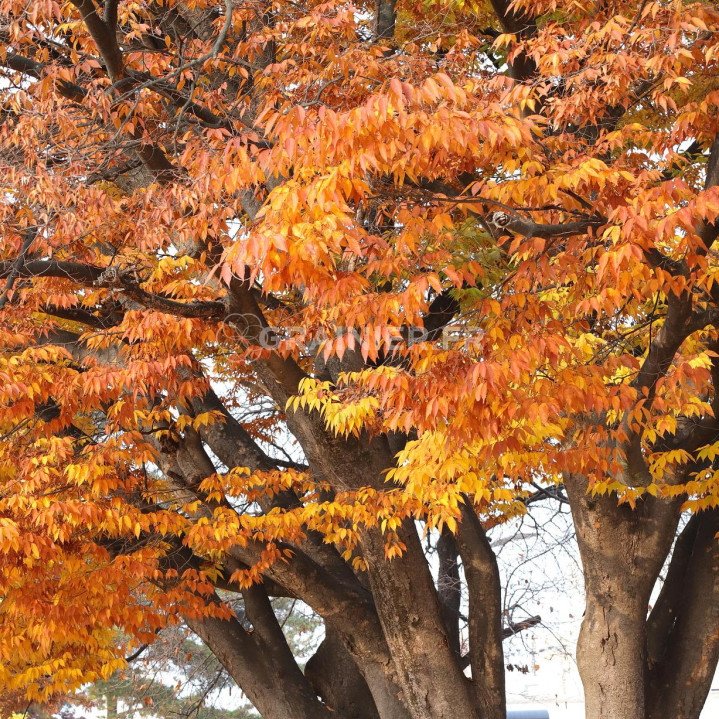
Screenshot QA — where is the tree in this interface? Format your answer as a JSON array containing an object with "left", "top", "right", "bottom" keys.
[
  {"left": 83, "top": 618, "right": 281, "bottom": 719},
  {"left": 1, "top": 1, "right": 719, "bottom": 719}
]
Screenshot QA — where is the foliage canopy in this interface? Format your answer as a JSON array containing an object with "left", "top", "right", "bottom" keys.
[{"left": 2, "top": 1, "right": 719, "bottom": 718}]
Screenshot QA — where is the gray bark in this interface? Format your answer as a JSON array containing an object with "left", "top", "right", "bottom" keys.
[{"left": 567, "top": 479, "right": 680, "bottom": 719}]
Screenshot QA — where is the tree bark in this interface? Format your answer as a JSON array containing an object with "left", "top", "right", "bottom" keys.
[
  {"left": 375, "top": 0, "right": 396, "bottom": 40},
  {"left": 566, "top": 478, "right": 680, "bottom": 719},
  {"left": 646, "top": 509, "right": 719, "bottom": 719},
  {"left": 361, "top": 522, "right": 481, "bottom": 719},
  {"left": 187, "top": 593, "right": 334, "bottom": 719},
  {"left": 306, "top": 631, "right": 382, "bottom": 719},
  {"left": 437, "top": 529, "right": 462, "bottom": 658},
  {"left": 456, "top": 504, "right": 506, "bottom": 719}
]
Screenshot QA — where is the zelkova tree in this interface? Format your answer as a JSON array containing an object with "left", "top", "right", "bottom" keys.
[{"left": 1, "top": 0, "right": 719, "bottom": 718}]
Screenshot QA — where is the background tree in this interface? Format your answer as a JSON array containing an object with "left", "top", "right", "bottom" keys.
[
  {"left": 2, "top": 2, "right": 719, "bottom": 719},
  {"left": 84, "top": 620, "right": 276, "bottom": 719}
]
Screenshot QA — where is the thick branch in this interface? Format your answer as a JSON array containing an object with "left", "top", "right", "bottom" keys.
[
  {"left": 623, "top": 303, "right": 719, "bottom": 485},
  {"left": 188, "top": 385, "right": 278, "bottom": 472},
  {"left": 646, "top": 509, "right": 719, "bottom": 719},
  {"left": 488, "top": 0, "right": 537, "bottom": 81},
  {"left": 106, "top": 283, "right": 225, "bottom": 319},
  {"left": 374, "top": 0, "right": 396, "bottom": 41},
  {"left": 0, "top": 258, "right": 103, "bottom": 284},
  {"left": 150, "top": 427, "right": 384, "bottom": 646},
  {"left": 186, "top": 592, "right": 333, "bottom": 719},
  {"left": 0, "top": 258, "right": 227, "bottom": 319},
  {"left": 38, "top": 303, "right": 122, "bottom": 329},
  {"left": 437, "top": 529, "right": 462, "bottom": 657},
  {"left": 488, "top": 211, "right": 603, "bottom": 240},
  {"left": 699, "top": 134, "right": 719, "bottom": 249},
  {"left": 1, "top": 50, "right": 86, "bottom": 101},
  {"left": 0, "top": 229, "right": 36, "bottom": 310},
  {"left": 225, "top": 276, "right": 307, "bottom": 400},
  {"left": 456, "top": 503, "right": 506, "bottom": 719},
  {"left": 103, "top": 0, "right": 119, "bottom": 30},
  {"left": 642, "top": 247, "right": 686, "bottom": 276},
  {"left": 424, "top": 289, "right": 460, "bottom": 340},
  {"left": 359, "top": 516, "right": 484, "bottom": 719},
  {"left": 70, "top": 0, "right": 124, "bottom": 80},
  {"left": 70, "top": 0, "right": 177, "bottom": 180}
]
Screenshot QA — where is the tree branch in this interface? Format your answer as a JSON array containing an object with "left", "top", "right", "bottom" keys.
[
  {"left": 699, "top": 134, "right": 719, "bottom": 249},
  {"left": 186, "top": 592, "right": 334, "bottom": 719},
  {"left": 488, "top": 0, "right": 537, "bottom": 81},
  {"left": 642, "top": 247, "right": 686, "bottom": 276},
  {"left": 99, "top": 278, "right": 226, "bottom": 319},
  {"left": 455, "top": 502, "right": 506, "bottom": 717},
  {"left": 646, "top": 510, "right": 719, "bottom": 719},
  {"left": 488, "top": 211, "right": 604, "bottom": 240},
  {"left": 459, "top": 612, "right": 542, "bottom": 668},
  {"left": 70, "top": 0, "right": 124, "bottom": 81},
  {"left": 103, "top": 0, "right": 119, "bottom": 30},
  {"left": 0, "top": 228, "right": 37, "bottom": 310},
  {"left": 0, "top": 258, "right": 104, "bottom": 284},
  {"left": 375, "top": 0, "right": 396, "bottom": 41},
  {"left": 0, "top": 50, "right": 86, "bottom": 101}
]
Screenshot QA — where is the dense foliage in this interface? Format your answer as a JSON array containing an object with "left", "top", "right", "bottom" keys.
[{"left": 2, "top": 1, "right": 719, "bottom": 718}]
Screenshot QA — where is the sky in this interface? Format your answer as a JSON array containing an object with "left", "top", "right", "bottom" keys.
[{"left": 496, "top": 505, "right": 719, "bottom": 717}]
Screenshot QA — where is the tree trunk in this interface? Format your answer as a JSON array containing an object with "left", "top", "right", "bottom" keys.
[
  {"left": 456, "top": 505, "right": 506, "bottom": 719},
  {"left": 576, "top": 589, "right": 648, "bottom": 719},
  {"left": 646, "top": 509, "right": 719, "bottom": 719},
  {"left": 361, "top": 522, "right": 481, "bottom": 719},
  {"left": 566, "top": 478, "right": 680, "bottom": 719},
  {"left": 306, "top": 631, "right": 382, "bottom": 719}
]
